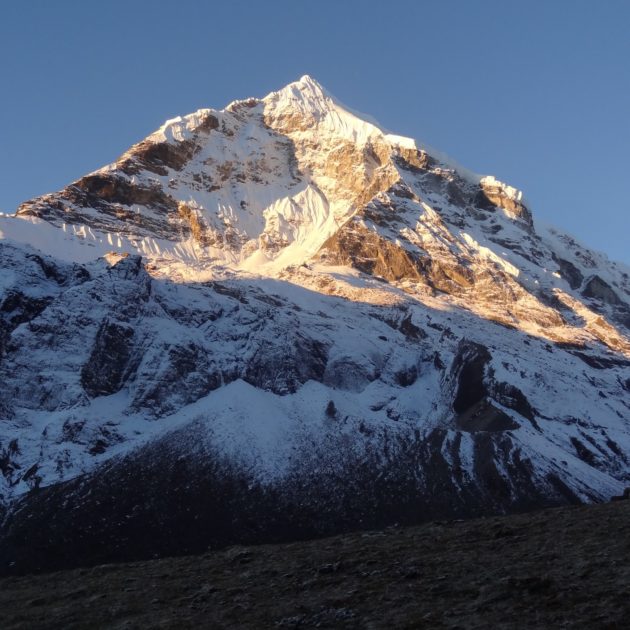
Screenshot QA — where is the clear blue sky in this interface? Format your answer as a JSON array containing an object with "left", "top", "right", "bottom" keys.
[{"left": 1, "top": 0, "right": 628, "bottom": 263}]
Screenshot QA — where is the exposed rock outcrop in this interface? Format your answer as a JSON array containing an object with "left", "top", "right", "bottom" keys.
[
  {"left": 81, "top": 319, "right": 135, "bottom": 397},
  {"left": 582, "top": 275, "right": 622, "bottom": 305},
  {"left": 449, "top": 341, "right": 521, "bottom": 432},
  {"left": 243, "top": 334, "right": 328, "bottom": 395},
  {"left": 477, "top": 177, "right": 533, "bottom": 228}
]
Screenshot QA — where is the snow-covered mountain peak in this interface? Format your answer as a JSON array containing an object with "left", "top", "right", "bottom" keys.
[
  {"left": 1, "top": 75, "right": 628, "bottom": 350},
  {"left": 263, "top": 74, "right": 334, "bottom": 115},
  {"left": 0, "top": 78, "right": 629, "bottom": 568},
  {"left": 262, "top": 75, "right": 385, "bottom": 144},
  {"left": 272, "top": 74, "right": 327, "bottom": 101},
  {"left": 297, "top": 73, "right": 324, "bottom": 89}
]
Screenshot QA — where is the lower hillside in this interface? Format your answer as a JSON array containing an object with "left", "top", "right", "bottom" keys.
[
  {"left": 0, "top": 425, "right": 578, "bottom": 576},
  {"left": 1, "top": 499, "right": 629, "bottom": 629}
]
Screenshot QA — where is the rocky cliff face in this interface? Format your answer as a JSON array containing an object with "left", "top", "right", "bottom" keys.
[{"left": 0, "top": 76, "right": 628, "bottom": 573}]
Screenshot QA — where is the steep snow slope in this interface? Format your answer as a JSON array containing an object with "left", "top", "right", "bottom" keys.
[{"left": 0, "top": 76, "right": 628, "bottom": 572}]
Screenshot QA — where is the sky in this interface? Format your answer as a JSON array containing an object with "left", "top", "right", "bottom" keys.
[{"left": 1, "top": 0, "right": 628, "bottom": 263}]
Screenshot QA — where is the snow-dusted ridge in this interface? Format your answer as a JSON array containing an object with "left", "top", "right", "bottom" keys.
[{"left": 0, "top": 76, "right": 628, "bottom": 573}]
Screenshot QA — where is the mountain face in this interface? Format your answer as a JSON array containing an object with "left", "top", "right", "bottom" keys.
[{"left": 0, "top": 75, "right": 629, "bottom": 574}]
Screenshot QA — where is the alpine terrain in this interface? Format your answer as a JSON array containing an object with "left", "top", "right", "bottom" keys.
[{"left": 0, "top": 76, "right": 628, "bottom": 574}]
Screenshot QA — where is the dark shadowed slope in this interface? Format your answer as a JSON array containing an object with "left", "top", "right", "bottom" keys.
[{"left": 1, "top": 499, "right": 629, "bottom": 629}]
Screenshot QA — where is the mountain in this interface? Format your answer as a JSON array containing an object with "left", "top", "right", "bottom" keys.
[{"left": 0, "top": 76, "right": 628, "bottom": 574}]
